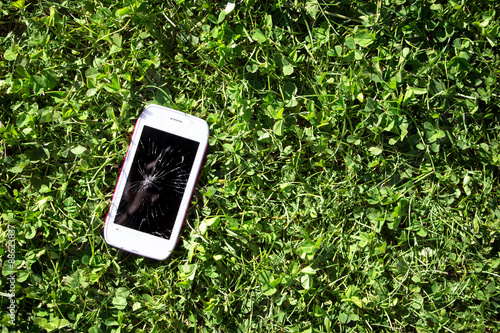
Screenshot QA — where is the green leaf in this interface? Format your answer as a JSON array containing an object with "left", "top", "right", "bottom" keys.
[
  {"left": 267, "top": 105, "right": 277, "bottom": 119},
  {"left": 224, "top": 2, "right": 235, "bottom": 15},
  {"left": 112, "top": 296, "right": 127, "bottom": 310},
  {"left": 388, "top": 137, "right": 398, "bottom": 145},
  {"left": 205, "top": 216, "right": 220, "bottom": 227},
  {"left": 16, "top": 113, "right": 29, "bottom": 128},
  {"left": 116, "top": 7, "right": 132, "bottom": 17},
  {"left": 217, "top": 10, "right": 226, "bottom": 23},
  {"left": 41, "top": 69, "right": 58, "bottom": 89},
  {"left": 354, "top": 30, "right": 375, "bottom": 47},
  {"left": 199, "top": 221, "right": 208, "bottom": 236},
  {"left": 110, "top": 45, "right": 120, "bottom": 55},
  {"left": 262, "top": 285, "right": 277, "bottom": 296},
  {"left": 273, "top": 120, "right": 284, "bottom": 136},
  {"left": 339, "top": 312, "right": 349, "bottom": 323},
  {"left": 424, "top": 122, "right": 445, "bottom": 143},
  {"left": 328, "top": 45, "right": 343, "bottom": 57},
  {"left": 43, "top": 7, "right": 58, "bottom": 26},
  {"left": 33, "top": 318, "right": 54, "bottom": 331},
  {"left": 26, "top": 225, "right": 36, "bottom": 239},
  {"left": 409, "top": 87, "right": 427, "bottom": 95},
  {"left": 301, "top": 266, "right": 316, "bottom": 275},
  {"left": 283, "top": 82, "right": 297, "bottom": 102},
  {"left": 105, "top": 319, "right": 119, "bottom": 326},
  {"left": 8, "top": 161, "right": 27, "bottom": 174},
  {"left": 300, "top": 275, "right": 313, "bottom": 290},
  {"left": 115, "top": 287, "right": 130, "bottom": 298},
  {"left": 283, "top": 64, "right": 294, "bottom": 76},
  {"left": 15, "top": 65, "right": 30, "bottom": 78},
  {"left": 71, "top": 146, "right": 86, "bottom": 155},
  {"left": 368, "top": 147, "right": 383, "bottom": 156},
  {"left": 11, "top": 0, "right": 25, "bottom": 9},
  {"left": 17, "top": 270, "right": 30, "bottom": 282},
  {"left": 367, "top": 188, "right": 380, "bottom": 204},
  {"left": 4, "top": 46, "right": 19, "bottom": 61},
  {"left": 252, "top": 29, "right": 267, "bottom": 43},
  {"left": 344, "top": 36, "right": 355, "bottom": 49},
  {"left": 297, "top": 240, "right": 319, "bottom": 259},
  {"left": 52, "top": 319, "right": 70, "bottom": 330},
  {"left": 305, "top": 0, "right": 319, "bottom": 19},
  {"left": 259, "top": 271, "right": 278, "bottom": 296},
  {"left": 112, "top": 34, "right": 122, "bottom": 47},
  {"left": 399, "top": 122, "right": 409, "bottom": 140},
  {"left": 477, "top": 290, "right": 489, "bottom": 301},
  {"left": 417, "top": 227, "right": 428, "bottom": 237},
  {"left": 178, "top": 264, "right": 197, "bottom": 281},
  {"left": 103, "top": 73, "right": 121, "bottom": 92},
  {"left": 223, "top": 143, "right": 235, "bottom": 152},
  {"left": 275, "top": 107, "right": 284, "bottom": 120},
  {"left": 424, "top": 122, "right": 434, "bottom": 132}
]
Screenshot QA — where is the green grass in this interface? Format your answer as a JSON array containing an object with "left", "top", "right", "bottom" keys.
[{"left": 1, "top": 0, "right": 500, "bottom": 331}]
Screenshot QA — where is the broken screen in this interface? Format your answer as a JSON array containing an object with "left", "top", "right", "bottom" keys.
[{"left": 115, "top": 125, "right": 200, "bottom": 239}]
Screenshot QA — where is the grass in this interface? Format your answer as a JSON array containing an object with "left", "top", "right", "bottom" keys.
[{"left": 1, "top": 0, "right": 499, "bottom": 331}]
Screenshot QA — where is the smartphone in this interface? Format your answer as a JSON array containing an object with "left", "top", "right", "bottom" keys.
[{"left": 104, "top": 104, "right": 209, "bottom": 260}]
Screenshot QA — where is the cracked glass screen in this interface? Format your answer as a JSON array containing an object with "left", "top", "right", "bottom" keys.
[{"left": 115, "top": 125, "right": 199, "bottom": 239}]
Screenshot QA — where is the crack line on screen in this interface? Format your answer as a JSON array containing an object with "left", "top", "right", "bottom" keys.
[{"left": 114, "top": 126, "right": 198, "bottom": 240}]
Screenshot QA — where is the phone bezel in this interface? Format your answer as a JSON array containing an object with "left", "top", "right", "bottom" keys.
[{"left": 104, "top": 104, "right": 209, "bottom": 260}]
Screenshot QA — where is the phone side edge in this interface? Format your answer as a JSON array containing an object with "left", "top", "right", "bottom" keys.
[{"left": 103, "top": 110, "right": 146, "bottom": 244}]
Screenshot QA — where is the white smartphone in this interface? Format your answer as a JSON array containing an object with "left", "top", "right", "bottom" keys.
[{"left": 104, "top": 104, "right": 209, "bottom": 260}]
